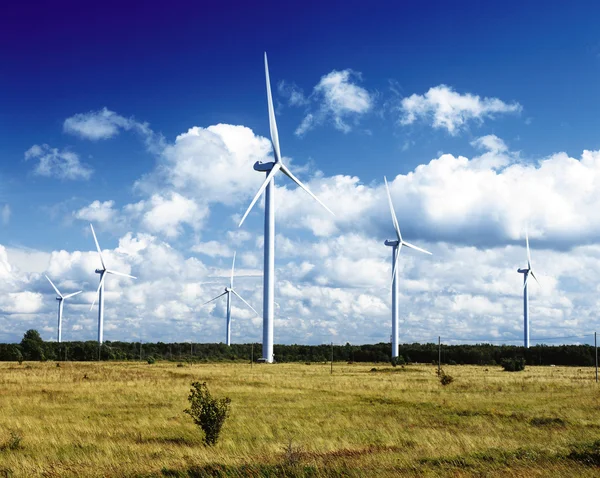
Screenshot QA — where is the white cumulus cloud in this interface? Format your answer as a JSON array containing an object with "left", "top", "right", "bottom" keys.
[
  {"left": 24, "top": 144, "right": 93, "bottom": 180},
  {"left": 399, "top": 85, "right": 522, "bottom": 135}
]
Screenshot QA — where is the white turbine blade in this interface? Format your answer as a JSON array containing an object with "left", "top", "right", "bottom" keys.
[
  {"left": 106, "top": 270, "right": 137, "bottom": 279},
  {"left": 90, "top": 273, "right": 106, "bottom": 311},
  {"left": 280, "top": 163, "right": 335, "bottom": 216},
  {"left": 45, "top": 275, "right": 62, "bottom": 298},
  {"left": 264, "top": 52, "right": 281, "bottom": 163},
  {"left": 402, "top": 241, "right": 432, "bottom": 256},
  {"left": 63, "top": 291, "right": 82, "bottom": 299},
  {"left": 526, "top": 230, "right": 532, "bottom": 269},
  {"left": 231, "top": 289, "right": 259, "bottom": 316},
  {"left": 384, "top": 176, "right": 402, "bottom": 242},
  {"left": 230, "top": 252, "right": 236, "bottom": 289},
  {"left": 530, "top": 270, "right": 541, "bottom": 287},
  {"left": 201, "top": 291, "right": 227, "bottom": 307},
  {"left": 238, "top": 162, "right": 282, "bottom": 227},
  {"left": 523, "top": 273, "right": 530, "bottom": 290},
  {"left": 90, "top": 223, "right": 107, "bottom": 270}
]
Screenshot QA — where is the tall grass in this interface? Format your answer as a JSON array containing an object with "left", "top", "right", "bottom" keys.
[{"left": 0, "top": 361, "right": 598, "bottom": 477}]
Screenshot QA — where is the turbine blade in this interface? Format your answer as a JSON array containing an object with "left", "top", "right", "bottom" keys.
[
  {"left": 45, "top": 275, "right": 62, "bottom": 298},
  {"left": 62, "top": 291, "right": 82, "bottom": 299},
  {"left": 402, "top": 241, "right": 432, "bottom": 255},
  {"left": 526, "top": 229, "right": 532, "bottom": 269},
  {"left": 90, "top": 223, "right": 107, "bottom": 270},
  {"left": 231, "top": 289, "right": 259, "bottom": 316},
  {"left": 230, "top": 252, "right": 236, "bottom": 289},
  {"left": 201, "top": 291, "right": 227, "bottom": 307},
  {"left": 90, "top": 273, "right": 106, "bottom": 311},
  {"left": 384, "top": 176, "right": 402, "bottom": 242},
  {"left": 238, "top": 162, "right": 282, "bottom": 227},
  {"left": 280, "top": 163, "right": 335, "bottom": 216},
  {"left": 530, "top": 270, "right": 541, "bottom": 287},
  {"left": 264, "top": 52, "right": 281, "bottom": 163},
  {"left": 106, "top": 270, "right": 137, "bottom": 279}
]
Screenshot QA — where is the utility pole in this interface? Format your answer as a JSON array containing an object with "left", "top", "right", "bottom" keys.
[
  {"left": 438, "top": 336, "right": 441, "bottom": 376},
  {"left": 595, "top": 332, "right": 598, "bottom": 384},
  {"left": 330, "top": 342, "right": 334, "bottom": 375}
]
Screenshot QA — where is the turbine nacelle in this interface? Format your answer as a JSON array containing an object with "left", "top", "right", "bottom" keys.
[
  {"left": 384, "top": 240, "right": 400, "bottom": 247},
  {"left": 253, "top": 161, "right": 276, "bottom": 172}
]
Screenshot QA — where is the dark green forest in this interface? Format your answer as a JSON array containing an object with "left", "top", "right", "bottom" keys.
[{"left": 0, "top": 330, "right": 597, "bottom": 367}]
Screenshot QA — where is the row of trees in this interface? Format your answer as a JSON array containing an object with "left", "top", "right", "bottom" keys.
[{"left": 0, "top": 330, "right": 597, "bottom": 366}]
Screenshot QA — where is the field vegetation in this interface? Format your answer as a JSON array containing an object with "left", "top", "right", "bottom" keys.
[{"left": 0, "top": 361, "right": 599, "bottom": 477}]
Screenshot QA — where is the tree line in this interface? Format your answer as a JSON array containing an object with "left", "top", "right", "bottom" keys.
[{"left": 0, "top": 330, "right": 597, "bottom": 366}]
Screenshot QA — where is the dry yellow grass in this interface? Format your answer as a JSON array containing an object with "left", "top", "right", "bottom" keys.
[{"left": 0, "top": 361, "right": 599, "bottom": 477}]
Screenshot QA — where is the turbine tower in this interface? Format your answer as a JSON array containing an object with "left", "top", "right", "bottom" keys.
[
  {"left": 517, "top": 231, "right": 540, "bottom": 348},
  {"left": 238, "top": 52, "right": 334, "bottom": 363},
  {"left": 45, "top": 275, "right": 82, "bottom": 343},
  {"left": 202, "top": 252, "right": 259, "bottom": 345},
  {"left": 383, "top": 177, "right": 431, "bottom": 360},
  {"left": 89, "top": 223, "right": 136, "bottom": 345}
]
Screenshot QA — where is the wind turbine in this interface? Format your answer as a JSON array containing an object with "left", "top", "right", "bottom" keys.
[
  {"left": 238, "top": 52, "right": 334, "bottom": 363},
  {"left": 517, "top": 231, "right": 540, "bottom": 348},
  {"left": 383, "top": 176, "right": 431, "bottom": 360},
  {"left": 44, "top": 275, "right": 82, "bottom": 343},
  {"left": 89, "top": 223, "right": 136, "bottom": 345},
  {"left": 202, "top": 252, "right": 259, "bottom": 346}
]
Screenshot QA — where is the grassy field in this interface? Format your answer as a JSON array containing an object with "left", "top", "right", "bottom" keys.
[{"left": 0, "top": 361, "right": 599, "bottom": 477}]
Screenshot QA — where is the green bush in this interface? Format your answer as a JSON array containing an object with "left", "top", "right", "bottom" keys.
[
  {"left": 147, "top": 356, "right": 156, "bottom": 364},
  {"left": 439, "top": 369, "right": 454, "bottom": 386},
  {"left": 501, "top": 358, "right": 526, "bottom": 372},
  {"left": 184, "top": 382, "right": 231, "bottom": 446}
]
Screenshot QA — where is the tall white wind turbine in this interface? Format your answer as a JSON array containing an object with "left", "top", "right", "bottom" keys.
[
  {"left": 89, "top": 223, "right": 136, "bottom": 345},
  {"left": 238, "top": 52, "right": 334, "bottom": 363},
  {"left": 45, "top": 275, "right": 82, "bottom": 343},
  {"left": 383, "top": 177, "right": 431, "bottom": 360},
  {"left": 202, "top": 252, "right": 259, "bottom": 346},
  {"left": 517, "top": 231, "right": 540, "bottom": 348}
]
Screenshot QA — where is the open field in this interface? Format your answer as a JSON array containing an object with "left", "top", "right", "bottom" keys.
[{"left": 0, "top": 361, "right": 599, "bottom": 477}]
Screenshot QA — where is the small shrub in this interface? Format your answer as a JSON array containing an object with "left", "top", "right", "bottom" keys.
[
  {"left": 177, "top": 363, "right": 185, "bottom": 368},
  {"left": 0, "top": 430, "right": 23, "bottom": 451},
  {"left": 184, "top": 382, "right": 231, "bottom": 446},
  {"left": 55, "top": 362, "right": 60, "bottom": 368},
  {"left": 147, "top": 356, "right": 156, "bottom": 365},
  {"left": 501, "top": 358, "right": 526, "bottom": 372},
  {"left": 370, "top": 368, "right": 377, "bottom": 372},
  {"left": 439, "top": 369, "right": 454, "bottom": 386},
  {"left": 391, "top": 355, "right": 406, "bottom": 367}
]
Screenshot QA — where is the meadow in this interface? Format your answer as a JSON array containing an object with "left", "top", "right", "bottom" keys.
[{"left": 0, "top": 361, "right": 599, "bottom": 477}]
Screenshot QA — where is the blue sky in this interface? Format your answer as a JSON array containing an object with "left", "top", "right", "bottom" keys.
[{"left": 1, "top": 1, "right": 600, "bottom": 345}]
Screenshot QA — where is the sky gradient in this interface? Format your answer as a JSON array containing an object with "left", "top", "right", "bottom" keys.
[{"left": 1, "top": 1, "right": 600, "bottom": 346}]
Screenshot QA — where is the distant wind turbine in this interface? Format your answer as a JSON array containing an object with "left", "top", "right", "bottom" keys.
[
  {"left": 45, "top": 275, "right": 82, "bottom": 343},
  {"left": 238, "top": 52, "right": 334, "bottom": 363},
  {"left": 89, "top": 224, "right": 136, "bottom": 345},
  {"left": 202, "top": 252, "right": 259, "bottom": 346},
  {"left": 517, "top": 231, "right": 540, "bottom": 348},
  {"left": 383, "top": 177, "right": 431, "bottom": 360}
]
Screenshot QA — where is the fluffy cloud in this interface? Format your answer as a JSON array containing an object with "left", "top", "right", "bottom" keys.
[
  {"left": 399, "top": 85, "right": 522, "bottom": 135},
  {"left": 125, "top": 192, "right": 208, "bottom": 238},
  {"left": 63, "top": 107, "right": 164, "bottom": 153},
  {"left": 74, "top": 200, "right": 117, "bottom": 223},
  {"left": 272, "top": 138, "right": 600, "bottom": 250},
  {"left": 191, "top": 241, "right": 233, "bottom": 258},
  {"left": 281, "top": 69, "right": 373, "bottom": 135},
  {"left": 24, "top": 144, "right": 93, "bottom": 180},
  {"left": 136, "top": 124, "right": 271, "bottom": 206}
]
